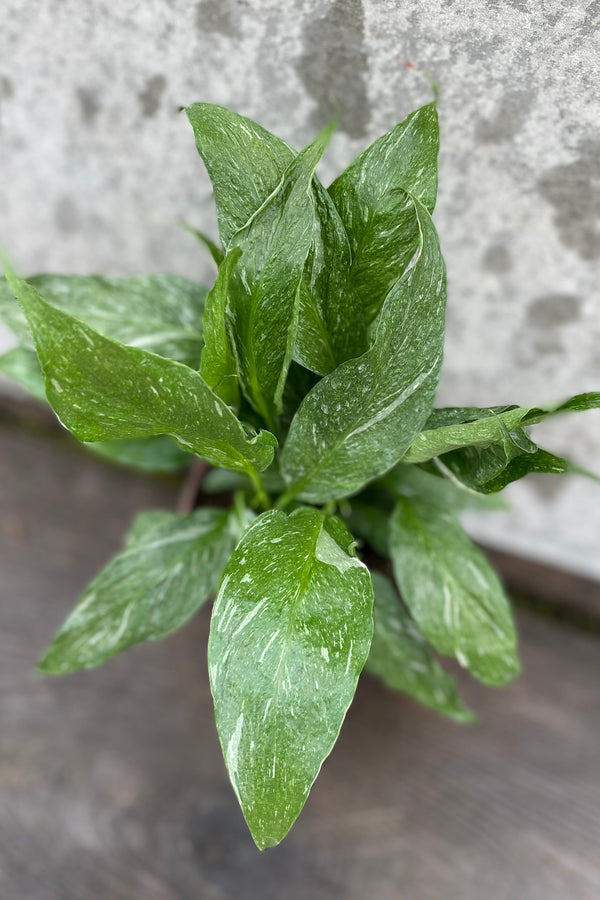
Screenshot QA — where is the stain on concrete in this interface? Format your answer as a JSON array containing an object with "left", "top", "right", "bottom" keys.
[
  {"left": 513, "top": 335, "right": 563, "bottom": 365},
  {"left": 482, "top": 243, "right": 512, "bottom": 273},
  {"left": 583, "top": 0, "right": 600, "bottom": 29},
  {"left": 0, "top": 74, "right": 13, "bottom": 131},
  {"left": 527, "top": 293, "right": 582, "bottom": 327},
  {"left": 538, "top": 138, "right": 600, "bottom": 260},
  {"left": 55, "top": 197, "right": 79, "bottom": 235},
  {"left": 507, "top": 0, "right": 561, "bottom": 26},
  {"left": 76, "top": 87, "right": 101, "bottom": 125},
  {"left": 0, "top": 74, "right": 14, "bottom": 98},
  {"left": 296, "top": 0, "right": 369, "bottom": 138},
  {"left": 195, "top": 0, "right": 238, "bottom": 36},
  {"left": 527, "top": 474, "right": 567, "bottom": 504},
  {"left": 138, "top": 75, "right": 167, "bottom": 118},
  {"left": 514, "top": 292, "right": 582, "bottom": 366},
  {"left": 476, "top": 90, "right": 533, "bottom": 143}
]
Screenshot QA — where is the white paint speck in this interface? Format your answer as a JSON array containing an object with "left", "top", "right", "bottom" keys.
[
  {"left": 258, "top": 629, "right": 280, "bottom": 663},
  {"left": 344, "top": 639, "right": 354, "bottom": 676},
  {"left": 455, "top": 649, "right": 469, "bottom": 669},
  {"left": 226, "top": 713, "right": 244, "bottom": 790}
]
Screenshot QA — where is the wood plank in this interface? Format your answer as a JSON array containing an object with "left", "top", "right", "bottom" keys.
[
  {"left": 485, "top": 546, "right": 600, "bottom": 621},
  {"left": 1, "top": 423, "right": 600, "bottom": 899}
]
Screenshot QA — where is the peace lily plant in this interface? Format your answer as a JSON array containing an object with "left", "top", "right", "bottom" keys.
[{"left": 1, "top": 98, "right": 598, "bottom": 850}]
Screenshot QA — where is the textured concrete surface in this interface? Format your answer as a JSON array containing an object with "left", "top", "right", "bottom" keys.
[{"left": 1, "top": 0, "right": 599, "bottom": 575}]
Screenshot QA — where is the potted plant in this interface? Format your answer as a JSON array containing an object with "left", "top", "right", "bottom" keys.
[{"left": 0, "top": 97, "right": 597, "bottom": 850}]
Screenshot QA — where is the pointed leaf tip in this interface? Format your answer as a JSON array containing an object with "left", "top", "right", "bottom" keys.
[
  {"left": 389, "top": 496, "right": 519, "bottom": 686},
  {"left": 209, "top": 508, "right": 373, "bottom": 847}
]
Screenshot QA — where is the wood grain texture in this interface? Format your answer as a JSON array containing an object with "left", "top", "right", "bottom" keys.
[
  {"left": 1, "top": 422, "right": 599, "bottom": 899},
  {"left": 485, "top": 546, "right": 600, "bottom": 619}
]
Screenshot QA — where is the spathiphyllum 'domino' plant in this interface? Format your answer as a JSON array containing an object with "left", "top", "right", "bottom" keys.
[{"left": 1, "top": 97, "right": 598, "bottom": 849}]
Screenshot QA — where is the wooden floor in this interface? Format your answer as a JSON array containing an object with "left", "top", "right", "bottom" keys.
[{"left": 1, "top": 418, "right": 599, "bottom": 900}]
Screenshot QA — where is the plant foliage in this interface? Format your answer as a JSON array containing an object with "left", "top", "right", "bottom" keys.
[{"left": 1, "top": 98, "right": 598, "bottom": 849}]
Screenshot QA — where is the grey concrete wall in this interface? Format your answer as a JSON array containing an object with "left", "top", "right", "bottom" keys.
[{"left": 1, "top": 0, "right": 599, "bottom": 576}]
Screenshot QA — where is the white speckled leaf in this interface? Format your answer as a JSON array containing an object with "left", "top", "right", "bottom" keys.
[
  {"left": 185, "top": 104, "right": 367, "bottom": 379},
  {"left": 403, "top": 393, "right": 600, "bottom": 463},
  {"left": 367, "top": 571, "right": 473, "bottom": 722},
  {"left": 39, "top": 508, "right": 239, "bottom": 673},
  {"left": 431, "top": 442, "right": 580, "bottom": 494},
  {"left": 227, "top": 125, "right": 333, "bottom": 426},
  {"left": 0, "top": 319, "right": 190, "bottom": 474},
  {"left": 295, "top": 181, "right": 367, "bottom": 375},
  {"left": 6, "top": 270, "right": 276, "bottom": 475},
  {"left": 85, "top": 436, "right": 190, "bottom": 473},
  {"left": 208, "top": 507, "right": 374, "bottom": 849},
  {"left": 185, "top": 103, "right": 295, "bottom": 248},
  {"left": 200, "top": 247, "right": 242, "bottom": 406},
  {"left": 281, "top": 195, "right": 446, "bottom": 504},
  {"left": 384, "top": 463, "right": 509, "bottom": 512},
  {"left": 329, "top": 102, "right": 439, "bottom": 324},
  {"left": 0, "top": 345, "right": 191, "bottom": 473},
  {"left": 0, "top": 273, "right": 207, "bottom": 367},
  {"left": 389, "top": 495, "right": 519, "bottom": 686}
]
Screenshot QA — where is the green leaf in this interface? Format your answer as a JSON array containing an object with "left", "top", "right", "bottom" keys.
[
  {"left": 0, "top": 278, "right": 33, "bottom": 342},
  {"left": 125, "top": 509, "right": 176, "bottom": 543},
  {"left": 277, "top": 360, "right": 320, "bottom": 435},
  {"left": 281, "top": 194, "right": 446, "bottom": 504},
  {"left": 185, "top": 103, "right": 294, "bottom": 248},
  {"left": 422, "top": 394, "right": 600, "bottom": 493},
  {"left": 200, "top": 247, "right": 242, "bottom": 406},
  {"left": 227, "top": 125, "right": 333, "bottom": 426},
  {"left": 433, "top": 443, "right": 579, "bottom": 494},
  {"left": 38, "top": 507, "right": 239, "bottom": 673},
  {"left": 0, "top": 273, "right": 207, "bottom": 367},
  {"left": 0, "top": 291, "right": 193, "bottom": 475},
  {"left": 0, "top": 346, "right": 190, "bottom": 473},
  {"left": 367, "top": 572, "right": 473, "bottom": 722},
  {"left": 208, "top": 507, "right": 374, "bottom": 849},
  {"left": 481, "top": 448, "right": 579, "bottom": 490},
  {"left": 294, "top": 182, "right": 367, "bottom": 375},
  {"left": 404, "top": 393, "right": 600, "bottom": 463},
  {"left": 85, "top": 436, "right": 190, "bottom": 473},
  {"left": 346, "top": 466, "right": 506, "bottom": 560},
  {"left": 5, "top": 270, "right": 276, "bottom": 475},
  {"left": 185, "top": 104, "right": 367, "bottom": 378},
  {"left": 384, "top": 463, "right": 510, "bottom": 511},
  {"left": 424, "top": 414, "right": 598, "bottom": 493},
  {"left": 329, "top": 102, "right": 439, "bottom": 324},
  {"left": 388, "top": 495, "right": 519, "bottom": 686}
]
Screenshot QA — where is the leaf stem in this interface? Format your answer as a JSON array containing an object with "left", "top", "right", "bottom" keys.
[
  {"left": 233, "top": 490, "right": 250, "bottom": 534},
  {"left": 248, "top": 467, "right": 270, "bottom": 510},
  {"left": 275, "top": 486, "right": 297, "bottom": 511},
  {"left": 176, "top": 457, "right": 211, "bottom": 514}
]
